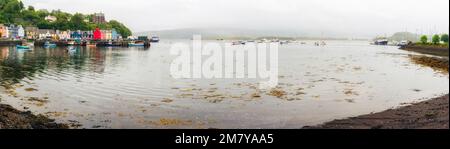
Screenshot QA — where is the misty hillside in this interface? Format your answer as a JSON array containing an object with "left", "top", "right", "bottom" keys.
[
  {"left": 388, "top": 32, "right": 421, "bottom": 42},
  {"left": 133, "top": 28, "right": 358, "bottom": 40}
]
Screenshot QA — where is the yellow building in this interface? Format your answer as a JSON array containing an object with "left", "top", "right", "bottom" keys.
[{"left": 25, "top": 27, "right": 39, "bottom": 39}]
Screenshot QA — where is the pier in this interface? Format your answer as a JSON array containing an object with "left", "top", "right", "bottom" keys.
[
  {"left": 0, "top": 40, "right": 25, "bottom": 46},
  {"left": 33, "top": 40, "right": 151, "bottom": 47}
]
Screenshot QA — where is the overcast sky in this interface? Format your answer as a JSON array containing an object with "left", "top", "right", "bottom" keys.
[{"left": 23, "top": 0, "right": 449, "bottom": 37}]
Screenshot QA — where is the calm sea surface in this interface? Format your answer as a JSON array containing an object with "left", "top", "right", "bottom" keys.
[{"left": 0, "top": 40, "right": 448, "bottom": 128}]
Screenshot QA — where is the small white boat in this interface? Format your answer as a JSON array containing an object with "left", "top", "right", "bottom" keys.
[
  {"left": 129, "top": 41, "right": 145, "bottom": 46},
  {"left": 44, "top": 41, "right": 57, "bottom": 48},
  {"left": 151, "top": 36, "right": 160, "bottom": 43}
]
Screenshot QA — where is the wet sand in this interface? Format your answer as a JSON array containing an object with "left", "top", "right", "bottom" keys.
[
  {"left": 0, "top": 104, "right": 68, "bottom": 129},
  {"left": 304, "top": 95, "right": 449, "bottom": 129}
]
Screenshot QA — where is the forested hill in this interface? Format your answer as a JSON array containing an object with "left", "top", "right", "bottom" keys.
[{"left": 0, "top": 0, "right": 132, "bottom": 37}]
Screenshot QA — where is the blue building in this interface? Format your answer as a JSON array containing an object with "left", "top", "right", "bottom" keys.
[
  {"left": 70, "top": 31, "right": 82, "bottom": 39},
  {"left": 112, "top": 29, "right": 119, "bottom": 40}
]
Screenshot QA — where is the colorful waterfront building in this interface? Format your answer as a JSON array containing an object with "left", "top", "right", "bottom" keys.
[
  {"left": 0, "top": 24, "right": 8, "bottom": 38},
  {"left": 38, "top": 29, "right": 57, "bottom": 39},
  {"left": 8, "top": 25, "right": 25, "bottom": 39},
  {"left": 25, "top": 27, "right": 39, "bottom": 39},
  {"left": 70, "top": 30, "right": 82, "bottom": 39},
  {"left": 111, "top": 29, "right": 122, "bottom": 40},
  {"left": 82, "top": 31, "right": 94, "bottom": 40},
  {"left": 112, "top": 29, "right": 118, "bottom": 40},
  {"left": 93, "top": 28, "right": 102, "bottom": 40},
  {"left": 100, "top": 30, "right": 112, "bottom": 40},
  {"left": 57, "top": 30, "right": 71, "bottom": 40}
]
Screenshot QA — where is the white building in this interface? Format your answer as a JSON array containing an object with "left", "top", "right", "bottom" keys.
[
  {"left": 18, "top": 25, "right": 25, "bottom": 38},
  {"left": 45, "top": 15, "right": 57, "bottom": 22}
]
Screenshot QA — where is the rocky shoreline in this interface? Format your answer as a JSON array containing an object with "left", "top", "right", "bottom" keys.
[
  {"left": 304, "top": 94, "right": 449, "bottom": 129},
  {"left": 400, "top": 43, "right": 449, "bottom": 57},
  {"left": 0, "top": 104, "right": 68, "bottom": 129}
]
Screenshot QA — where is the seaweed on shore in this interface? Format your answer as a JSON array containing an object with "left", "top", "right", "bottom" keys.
[{"left": 409, "top": 55, "right": 449, "bottom": 73}]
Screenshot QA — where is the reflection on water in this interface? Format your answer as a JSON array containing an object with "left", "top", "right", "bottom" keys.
[{"left": 0, "top": 41, "right": 448, "bottom": 129}]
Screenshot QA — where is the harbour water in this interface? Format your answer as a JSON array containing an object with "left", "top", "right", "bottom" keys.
[{"left": 0, "top": 40, "right": 448, "bottom": 128}]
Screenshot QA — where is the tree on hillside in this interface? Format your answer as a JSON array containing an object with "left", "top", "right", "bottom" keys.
[
  {"left": 27, "top": 6, "right": 35, "bottom": 11},
  {"left": 70, "top": 13, "right": 90, "bottom": 30},
  {"left": 1, "top": 0, "right": 132, "bottom": 34},
  {"left": 0, "top": 0, "right": 23, "bottom": 23},
  {"left": 432, "top": 34, "right": 440, "bottom": 44},
  {"left": 109, "top": 20, "right": 132, "bottom": 37},
  {"left": 420, "top": 35, "right": 428, "bottom": 44},
  {"left": 441, "top": 34, "right": 449, "bottom": 43}
]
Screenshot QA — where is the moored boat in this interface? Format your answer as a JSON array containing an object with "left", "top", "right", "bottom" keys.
[
  {"left": 150, "top": 36, "right": 160, "bottom": 43},
  {"left": 44, "top": 41, "right": 57, "bottom": 48},
  {"left": 373, "top": 39, "right": 388, "bottom": 45},
  {"left": 129, "top": 41, "right": 145, "bottom": 46},
  {"left": 16, "top": 45, "right": 31, "bottom": 49}
]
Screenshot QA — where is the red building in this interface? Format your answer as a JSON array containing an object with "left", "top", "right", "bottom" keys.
[{"left": 93, "top": 28, "right": 102, "bottom": 40}]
